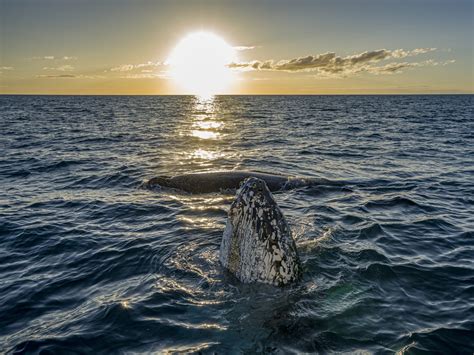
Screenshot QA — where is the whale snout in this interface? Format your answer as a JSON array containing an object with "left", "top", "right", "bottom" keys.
[
  {"left": 220, "top": 177, "right": 302, "bottom": 286},
  {"left": 241, "top": 177, "right": 266, "bottom": 192},
  {"left": 239, "top": 177, "right": 275, "bottom": 203},
  {"left": 142, "top": 175, "right": 171, "bottom": 189}
]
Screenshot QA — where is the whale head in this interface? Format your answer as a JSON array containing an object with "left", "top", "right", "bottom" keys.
[
  {"left": 143, "top": 175, "right": 171, "bottom": 189},
  {"left": 219, "top": 177, "right": 301, "bottom": 286}
]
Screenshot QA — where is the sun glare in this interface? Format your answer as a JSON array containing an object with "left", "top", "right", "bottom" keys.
[{"left": 167, "top": 32, "right": 237, "bottom": 97}]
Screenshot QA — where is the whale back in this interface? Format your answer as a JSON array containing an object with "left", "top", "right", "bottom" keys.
[
  {"left": 169, "top": 171, "right": 290, "bottom": 193},
  {"left": 143, "top": 170, "right": 347, "bottom": 194},
  {"left": 219, "top": 177, "right": 301, "bottom": 286},
  {"left": 169, "top": 171, "right": 251, "bottom": 193},
  {"left": 143, "top": 171, "right": 291, "bottom": 193}
]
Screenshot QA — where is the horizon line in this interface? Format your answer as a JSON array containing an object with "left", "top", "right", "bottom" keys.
[{"left": 1, "top": 93, "right": 473, "bottom": 96}]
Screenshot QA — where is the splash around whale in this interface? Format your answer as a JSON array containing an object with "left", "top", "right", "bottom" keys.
[
  {"left": 143, "top": 170, "right": 341, "bottom": 194},
  {"left": 220, "top": 177, "right": 302, "bottom": 286},
  {"left": 143, "top": 171, "right": 309, "bottom": 285}
]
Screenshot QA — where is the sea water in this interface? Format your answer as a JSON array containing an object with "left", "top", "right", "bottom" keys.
[{"left": 0, "top": 95, "right": 473, "bottom": 353}]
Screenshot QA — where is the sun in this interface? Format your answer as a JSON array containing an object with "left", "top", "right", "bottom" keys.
[{"left": 166, "top": 32, "right": 237, "bottom": 97}]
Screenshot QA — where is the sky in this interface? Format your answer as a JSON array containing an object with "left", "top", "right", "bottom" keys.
[{"left": 0, "top": 0, "right": 473, "bottom": 94}]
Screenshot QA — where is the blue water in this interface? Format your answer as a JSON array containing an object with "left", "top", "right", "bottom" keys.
[{"left": 0, "top": 95, "right": 473, "bottom": 353}]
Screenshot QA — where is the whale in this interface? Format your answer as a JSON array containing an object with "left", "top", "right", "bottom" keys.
[
  {"left": 219, "top": 177, "right": 302, "bottom": 286},
  {"left": 143, "top": 170, "right": 342, "bottom": 194}
]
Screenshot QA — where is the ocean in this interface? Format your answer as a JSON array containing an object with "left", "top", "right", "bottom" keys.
[{"left": 0, "top": 95, "right": 473, "bottom": 353}]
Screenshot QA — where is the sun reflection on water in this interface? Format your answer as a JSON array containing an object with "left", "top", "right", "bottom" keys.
[
  {"left": 193, "top": 94, "right": 216, "bottom": 112},
  {"left": 120, "top": 300, "right": 131, "bottom": 309},
  {"left": 177, "top": 216, "right": 219, "bottom": 229},
  {"left": 193, "top": 121, "right": 222, "bottom": 129},
  {"left": 191, "top": 148, "right": 223, "bottom": 160},
  {"left": 167, "top": 95, "right": 233, "bottom": 227},
  {"left": 191, "top": 130, "right": 220, "bottom": 140},
  {"left": 174, "top": 95, "right": 226, "bottom": 144}
]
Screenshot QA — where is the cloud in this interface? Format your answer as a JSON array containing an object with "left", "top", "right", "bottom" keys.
[
  {"left": 442, "top": 59, "right": 456, "bottom": 65},
  {"left": 30, "top": 55, "right": 77, "bottom": 61},
  {"left": 228, "top": 48, "right": 447, "bottom": 77},
  {"left": 31, "top": 56, "right": 56, "bottom": 60},
  {"left": 108, "top": 61, "right": 165, "bottom": 78},
  {"left": 272, "top": 52, "right": 337, "bottom": 71},
  {"left": 36, "top": 74, "right": 104, "bottom": 79},
  {"left": 391, "top": 48, "right": 437, "bottom": 58},
  {"left": 369, "top": 62, "right": 420, "bottom": 74},
  {"left": 111, "top": 64, "right": 135, "bottom": 72},
  {"left": 362, "top": 59, "right": 456, "bottom": 75},
  {"left": 366, "top": 60, "right": 438, "bottom": 75},
  {"left": 322, "top": 59, "right": 453, "bottom": 77},
  {"left": 37, "top": 74, "right": 76, "bottom": 78},
  {"left": 120, "top": 72, "right": 167, "bottom": 79},
  {"left": 234, "top": 45, "right": 256, "bottom": 51},
  {"left": 0, "top": 66, "right": 14, "bottom": 75},
  {"left": 109, "top": 61, "right": 162, "bottom": 72},
  {"left": 42, "top": 64, "right": 75, "bottom": 71}
]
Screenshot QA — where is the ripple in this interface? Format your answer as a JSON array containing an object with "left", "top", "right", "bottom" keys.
[
  {"left": 363, "top": 196, "right": 435, "bottom": 213},
  {"left": 1, "top": 94, "right": 473, "bottom": 353}
]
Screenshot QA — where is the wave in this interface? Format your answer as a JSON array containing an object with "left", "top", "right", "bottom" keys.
[
  {"left": 363, "top": 196, "right": 435, "bottom": 212},
  {"left": 1, "top": 94, "right": 473, "bottom": 353}
]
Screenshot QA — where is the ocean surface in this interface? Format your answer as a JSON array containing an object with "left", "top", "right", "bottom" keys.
[{"left": 0, "top": 95, "right": 473, "bottom": 354}]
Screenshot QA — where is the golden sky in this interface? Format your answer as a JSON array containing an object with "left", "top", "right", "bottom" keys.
[{"left": 1, "top": 0, "right": 473, "bottom": 95}]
